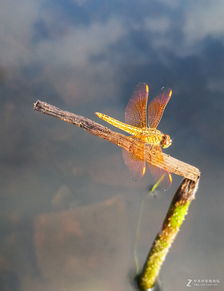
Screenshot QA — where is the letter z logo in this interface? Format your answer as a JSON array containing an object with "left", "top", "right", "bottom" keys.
[{"left": 186, "top": 279, "right": 192, "bottom": 287}]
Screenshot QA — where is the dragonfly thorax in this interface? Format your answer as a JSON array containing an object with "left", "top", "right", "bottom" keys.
[
  {"left": 137, "top": 128, "right": 163, "bottom": 146},
  {"left": 136, "top": 128, "right": 172, "bottom": 148}
]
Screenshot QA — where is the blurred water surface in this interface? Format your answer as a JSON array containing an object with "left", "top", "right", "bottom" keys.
[{"left": 1, "top": 1, "right": 224, "bottom": 290}]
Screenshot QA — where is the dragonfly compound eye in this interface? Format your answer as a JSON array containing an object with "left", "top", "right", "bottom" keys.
[{"left": 161, "top": 134, "right": 172, "bottom": 149}]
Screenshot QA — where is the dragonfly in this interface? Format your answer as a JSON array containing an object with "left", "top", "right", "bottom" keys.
[{"left": 95, "top": 83, "right": 173, "bottom": 189}]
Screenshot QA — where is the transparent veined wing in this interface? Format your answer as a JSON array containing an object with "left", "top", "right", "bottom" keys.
[
  {"left": 122, "top": 149, "right": 146, "bottom": 177},
  {"left": 125, "top": 83, "right": 149, "bottom": 128},
  {"left": 146, "top": 145, "right": 172, "bottom": 190},
  {"left": 148, "top": 164, "right": 172, "bottom": 191},
  {"left": 148, "top": 87, "right": 172, "bottom": 129}
]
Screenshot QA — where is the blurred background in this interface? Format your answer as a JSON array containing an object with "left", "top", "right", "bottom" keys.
[{"left": 0, "top": 0, "right": 224, "bottom": 290}]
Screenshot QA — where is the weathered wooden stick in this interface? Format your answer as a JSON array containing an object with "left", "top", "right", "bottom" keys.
[
  {"left": 138, "top": 178, "right": 199, "bottom": 290},
  {"left": 33, "top": 100, "right": 200, "bottom": 181}
]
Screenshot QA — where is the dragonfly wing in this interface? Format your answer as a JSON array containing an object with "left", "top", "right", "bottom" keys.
[
  {"left": 125, "top": 83, "right": 149, "bottom": 128},
  {"left": 148, "top": 164, "right": 172, "bottom": 191},
  {"left": 122, "top": 149, "right": 146, "bottom": 177},
  {"left": 147, "top": 145, "right": 172, "bottom": 190},
  {"left": 148, "top": 87, "right": 172, "bottom": 128}
]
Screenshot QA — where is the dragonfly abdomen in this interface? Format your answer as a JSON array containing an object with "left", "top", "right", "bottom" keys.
[
  {"left": 95, "top": 112, "right": 141, "bottom": 135},
  {"left": 95, "top": 112, "right": 164, "bottom": 146}
]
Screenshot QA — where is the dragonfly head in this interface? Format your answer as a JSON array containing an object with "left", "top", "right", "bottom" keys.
[{"left": 161, "top": 134, "right": 172, "bottom": 149}]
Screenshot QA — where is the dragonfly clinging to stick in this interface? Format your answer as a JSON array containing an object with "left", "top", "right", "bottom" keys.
[{"left": 95, "top": 83, "right": 173, "bottom": 188}]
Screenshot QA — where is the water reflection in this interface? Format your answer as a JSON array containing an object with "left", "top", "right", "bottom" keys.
[
  {"left": 1, "top": 0, "right": 224, "bottom": 290},
  {"left": 34, "top": 196, "right": 130, "bottom": 291}
]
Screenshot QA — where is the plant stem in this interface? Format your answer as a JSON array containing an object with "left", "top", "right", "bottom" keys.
[{"left": 139, "top": 178, "right": 199, "bottom": 290}]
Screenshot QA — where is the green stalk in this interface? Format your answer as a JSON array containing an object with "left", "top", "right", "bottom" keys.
[{"left": 139, "top": 178, "right": 199, "bottom": 290}]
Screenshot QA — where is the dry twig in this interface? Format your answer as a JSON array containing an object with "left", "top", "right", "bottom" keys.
[{"left": 33, "top": 100, "right": 200, "bottom": 182}]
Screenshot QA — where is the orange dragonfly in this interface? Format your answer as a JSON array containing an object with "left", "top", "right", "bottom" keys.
[{"left": 95, "top": 83, "right": 173, "bottom": 188}]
